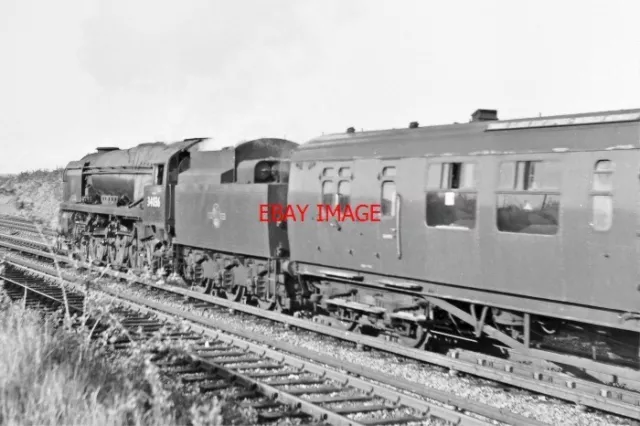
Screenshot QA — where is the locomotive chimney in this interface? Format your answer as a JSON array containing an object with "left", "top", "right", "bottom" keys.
[{"left": 471, "top": 109, "right": 498, "bottom": 122}]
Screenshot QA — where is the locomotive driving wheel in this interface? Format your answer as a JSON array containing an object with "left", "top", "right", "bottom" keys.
[
  {"left": 191, "top": 278, "right": 213, "bottom": 294},
  {"left": 87, "top": 238, "right": 99, "bottom": 264},
  {"left": 95, "top": 241, "right": 108, "bottom": 265},
  {"left": 107, "top": 243, "right": 117, "bottom": 266},
  {"left": 229, "top": 286, "right": 246, "bottom": 302}
]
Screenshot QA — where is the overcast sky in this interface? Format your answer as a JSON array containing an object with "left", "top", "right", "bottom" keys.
[{"left": 1, "top": 0, "right": 639, "bottom": 173}]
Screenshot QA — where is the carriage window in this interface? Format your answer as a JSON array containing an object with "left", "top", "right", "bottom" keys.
[
  {"left": 382, "top": 166, "right": 396, "bottom": 178},
  {"left": 496, "top": 194, "right": 560, "bottom": 235},
  {"left": 592, "top": 160, "right": 614, "bottom": 191},
  {"left": 496, "top": 160, "right": 561, "bottom": 235},
  {"left": 339, "top": 167, "right": 352, "bottom": 178},
  {"left": 426, "top": 162, "right": 477, "bottom": 229},
  {"left": 592, "top": 196, "right": 613, "bottom": 231},
  {"left": 514, "top": 160, "right": 561, "bottom": 190},
  {"left": 459, "top": 163, "right": 475, "bottom": 189},
  {"left": 337, "top": 180, "right": 351, "bottom": 208},
  {"left": 591, "top": 160, "right": 614, "bottom": 231},
  {"left": 381, "top": 181, "right": 396, "bottom": 217},
  {"left": 322, "top": 167, "right": 335, "bottom": 178},
  {"left": 428, "top": 162, "right": 475, "bottom": 189},
  {"left": 321, "top": 181, "right": 335, "bottom": 206}
]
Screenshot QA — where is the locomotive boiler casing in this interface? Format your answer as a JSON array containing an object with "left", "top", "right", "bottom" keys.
[{"left": 79, "top": 143, "right": 177, "bottom": 202}]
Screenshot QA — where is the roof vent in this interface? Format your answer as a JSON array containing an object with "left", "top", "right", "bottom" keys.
[
  {"left": 471, "top": 109, "right": 498, "bottom": 122},
  {"left": 346, "top": 127, "right": 355, "bottom": 134},
  {"left": 96, "top": 147, "right": 120, "bottom": 153},
  {"left": 409, "top": 121, "right": 419, "bottom": 129}
]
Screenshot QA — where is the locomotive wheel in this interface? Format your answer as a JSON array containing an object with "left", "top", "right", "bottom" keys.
[
  {"left": 96, "top": 243, "right": 107, "bottom": 265},
  {"left": 85, "top": 240, "right": 93, "bottom": 263},
  {"left": 107, "top": 244, "right": 117, "bottom": 266},
  {"left": 230, "top": 286, "right": 246, "bottom": 302},
  {"left": 395, "top": 325, "right": 428, "bottom": 348},
  {"left": 115, "top": 241, "right": 129, "bottom": 267},
  {"left": 191, "top": 278, "right": 213, "bottom": 294}
]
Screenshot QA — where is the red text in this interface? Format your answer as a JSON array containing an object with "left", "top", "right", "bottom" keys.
[
  {"left": 260, "top": 204, "right": 309, "bottom": 222},
  {"left": 317, "top": 204, "right": 381, "bottom": 222},
  {"left": 259, "top": 204, "right": 381, "bottom": 223}
]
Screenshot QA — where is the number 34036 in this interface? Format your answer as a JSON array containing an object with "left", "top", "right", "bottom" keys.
[{"left": 146, "top": 196, "right": 161, "bottom": 208}]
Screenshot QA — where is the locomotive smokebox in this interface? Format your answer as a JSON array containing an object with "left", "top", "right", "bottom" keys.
[{"left": 89, "top": 175, "right": 139, "bottom": 201}]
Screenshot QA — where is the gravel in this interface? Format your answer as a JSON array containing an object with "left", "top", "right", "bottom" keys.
[{"left": 90, "top": 276, "right": 637, "bottom": 426}]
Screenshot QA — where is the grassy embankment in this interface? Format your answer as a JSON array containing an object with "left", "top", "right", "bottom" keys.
[
  {"left": 0, "top": 168, "right": 64, "bottom": 227},
  {"left": 0, "top": 170, "right": 254, "bottom": 425},
  {"left": 0, "top": 288, "right": 225, "bottom": 425}
]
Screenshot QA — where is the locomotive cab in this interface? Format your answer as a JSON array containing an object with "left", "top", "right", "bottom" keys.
[{"left": 143, "top": 147, "right": 194, "bottom": 230}]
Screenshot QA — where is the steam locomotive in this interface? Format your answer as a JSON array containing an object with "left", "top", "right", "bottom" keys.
[{"left": 58, "top": 108, "right": 640, "bottom": 366}]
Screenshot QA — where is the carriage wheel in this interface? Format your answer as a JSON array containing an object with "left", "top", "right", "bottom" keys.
[
  {"left": 255, "top": 296, "right": 276, "bottom": 311},
  {"left": 395, "top": 324, "right": 428, "bottom": 348}
]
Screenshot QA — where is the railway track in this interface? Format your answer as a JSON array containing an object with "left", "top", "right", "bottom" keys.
[
  {"left": 0, "top": 253, "right": 516, "bottom": 425},
  {"left": 0, "top": 217, "right": 56, "bottom": 237},
  {"left": 1, "top": 216, "right": 640, "bottom": 422}
]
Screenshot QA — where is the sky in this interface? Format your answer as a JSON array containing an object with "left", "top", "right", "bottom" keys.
[{"left": 1, "top": 0, "right": 639, "bottom": 173}]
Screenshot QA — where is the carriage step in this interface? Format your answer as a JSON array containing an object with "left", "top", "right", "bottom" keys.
[{"left": 389, "top": 311, "right": 427, "bottom": 322}]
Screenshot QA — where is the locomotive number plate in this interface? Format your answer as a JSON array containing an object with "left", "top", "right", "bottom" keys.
[{"left": 146, "top": 195, "right": 161, "bottom": 208}]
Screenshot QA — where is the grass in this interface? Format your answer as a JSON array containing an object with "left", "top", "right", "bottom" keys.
[
  {"left": 12, "top": 168, "right": 64, "bottom": 184},
  {"left": 0, "top": 288, "right": 234, "bottom": 426}
]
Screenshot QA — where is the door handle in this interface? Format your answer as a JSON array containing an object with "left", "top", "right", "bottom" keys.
[{"left": 395, "top": 193, "right": 402, "bottom": 259}]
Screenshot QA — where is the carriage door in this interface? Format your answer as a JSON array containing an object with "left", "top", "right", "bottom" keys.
[
  {"left": 587, "top": 156, "right": 632, "bottom": 307},
  {"left": 377, "top": 163, "right": 402, "bottom": 268}
]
